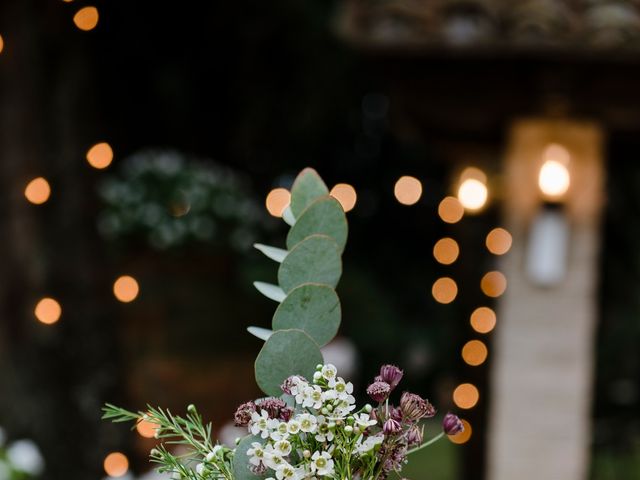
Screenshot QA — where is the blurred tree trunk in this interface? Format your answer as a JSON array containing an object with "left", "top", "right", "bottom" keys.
[{"left": 0, "top": 1, "right": 125, "bottom": 478}]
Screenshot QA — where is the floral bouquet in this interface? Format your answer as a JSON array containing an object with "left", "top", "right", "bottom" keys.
[{"left": 103, "top": 168, "right": 463, "bottom": 480}]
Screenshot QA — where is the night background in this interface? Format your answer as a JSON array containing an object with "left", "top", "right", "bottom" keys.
[{"left": 1, "top": 1, "right": 640, "bottom": 479}]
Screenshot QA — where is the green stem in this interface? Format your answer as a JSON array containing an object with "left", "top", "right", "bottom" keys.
[{"left": 407, "top": 432, "right": 445, "bottom": 456}]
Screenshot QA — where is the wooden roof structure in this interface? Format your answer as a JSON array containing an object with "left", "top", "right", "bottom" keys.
[{"left": 339, "top": 0, "right": 640, "bottom": 58}]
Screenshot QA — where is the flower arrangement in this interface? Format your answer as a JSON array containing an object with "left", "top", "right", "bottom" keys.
[{"left": 103, "top": 168, "right": 463, "bottom": 479}]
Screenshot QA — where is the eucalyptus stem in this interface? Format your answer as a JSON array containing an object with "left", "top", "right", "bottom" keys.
[{"left": 407, "top": 431, "right": 445, "bottom": 456}]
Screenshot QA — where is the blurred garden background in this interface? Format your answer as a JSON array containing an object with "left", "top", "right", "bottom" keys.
[{"left": 1, "top": 1, "right": 640, "bottom": 479}]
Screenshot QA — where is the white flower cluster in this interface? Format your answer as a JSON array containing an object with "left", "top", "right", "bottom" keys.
[{"left": 245, "top": 364, "right": 384, "bottom": 480}]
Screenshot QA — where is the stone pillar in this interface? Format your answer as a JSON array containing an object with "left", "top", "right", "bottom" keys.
[{"left": 487, "top": 119, "right": 604, "bottom": 480}]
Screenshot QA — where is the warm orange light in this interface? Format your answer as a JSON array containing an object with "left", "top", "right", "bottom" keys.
[
  {"left": 265, "top": 188, "right": 291, "bottom": 217},
  {"left": 103, "top": 452, "right": 129, "bottom": 477},
  {"left": 462, "top": 340, "right": 488, "bottom": 366},
  {"left": 394, "top": 176, "right": 422, "bottom": 206},
  {"left": 86, "top": 142, "right": 113, "bottom": 169},
  {"left": 74, "top": 6, "right": 99, "bottom": 31},
  {"left": 34, "top": 297, "right": 62, "bottom": 325},
  {"left": 433, "top": 238, "right": 459, "bottom": 265},
  {"left": 136, "top": 419, "right": 157, "bottom": 439},
  {"left": 24, "top": 177, "right": 51, "bottom": 205},
  {"left": 481, "top": 271, "right": 507, "bottom": 298},
  {"left": 539, "top": 160, "right": 570, "bottom": 199},
  {"left": 432, "top": 277, "right": 458, "bottom": 304},
  {"left": 458, "top": 178, "right": 488, "bottom": 211},
  {"left": 448, "top": 419, "right": 472, "bottom": 444},
  {"left": 459, "top": 167, "right": 487, "bottom": 185},
  {"left": 438, "top": 196, "right": 464, "bottom": 224},
  {"left": 486, "top": 228, "right": 512, "bottom": 255},
  {"left": 470, "top": 307, "right": 497, "bottom": 334},
  {"left": 113, "top": 276, "right": 139, "bottom": 303},
  {"left": 330, "top": 183, "right": 357, "bottom": 212},
  {"left": 0, "top": 35, "right": 4, "bottom": 54},
  {"left": 453, "top": 383, "right": 479, "bottom": 409}
]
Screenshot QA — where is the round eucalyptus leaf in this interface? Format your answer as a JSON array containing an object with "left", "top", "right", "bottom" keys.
[
  {"left": 278, "top": 234, "right": 342, "bottom": 293},
  {"left": 233, "top": 435, "right": 265, "bottom": 480},
  {"left": 273, "top": 284, "right": 340, "bottom": 347},
  {"left": 286, "top": 196, "right": 348, "bottom": 252},
  {"left": 255, "top": 329, "right": 322, "bottom": 396},
  {"left": 290, "top": 168, "right": 329, "bottom": 218}
]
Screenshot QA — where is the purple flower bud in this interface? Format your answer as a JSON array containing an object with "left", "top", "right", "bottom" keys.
[
  {"left": 249, "top": 462, "right": 267, "bottom": 475},
  {"left": 399, "top": 392, "right": 436, "bottom": 421},
  {"left": 406, "top": 425, "right": 423, "bottom": 446},
  {"left": 233, "top": 401, "right": 256, "bottom": 427},
  {"left": 367, "top": 381, "right": 391, "bottom": 403},
  {"left": 383, "top": 418, "right": 402, "bottom": 435},
  {"left": 443, "top": 413, "right": 464, "bottom": 435},
  {"left": 389, "top": 406, "right": 403, "bottom": 422},
  {"left": 255, "top": 397, "right": 287, "bottom": 419},
  {"left": 279, "top": 406, "right": 293, "bottom": 422},
  {"left": 379, "top": 364, "right": 404, "bottom": 390}
]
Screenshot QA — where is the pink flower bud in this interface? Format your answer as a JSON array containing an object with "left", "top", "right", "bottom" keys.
[
  {"left": 379, "top": 364, "right": 404, "bottom": 390},
  {"left": 383, "top": 418, "right": 402, "bottom": 435},
  {"left": 367, "top": 381, "right": 391, "bottom": 403},
  {"left": 233, "top": 401, "right": 256, "bottom": 427},
  {"left": 443, "top": 413, "right": 464, "bottom": 435}
]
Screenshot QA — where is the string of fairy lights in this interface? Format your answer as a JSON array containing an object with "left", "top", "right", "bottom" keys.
[{"left": 266, "top": 169, "right": 513, "bottom": 447}]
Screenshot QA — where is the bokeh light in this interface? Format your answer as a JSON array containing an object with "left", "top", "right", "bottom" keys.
[
  {"left": 432, "top": 277, "right": 458, "bottom": 304},
  {"left": 433, "top": 238, "right": 459, "bottom": 265},
  {"left": 394, "top": 176, "right": 422, "bottom": 205},
  {"left": 470, "top": 307, "right": 497, "bottom": 334},
  {"left": 459, "top": 166, "right": 487, "bottom": 184},
  {"left": 24, "top": 177, "right": 51, "bottom": 205},
  {"left": 539, "top": 160, "right": 570, "bottom": 198},
  {"left": 448, "top": 419, "right": 472, "bottom": 444},
  {"left": 458, "top": 178, "right": 488, "bottom": 211},
  {"left": 481, "top": 271, "right": 507, "bottom": 298},
  {"left": 73, "top": 6, "right": 99, "bottom": 31},
  {"left": 34, "top": 298, "right": 62, "bottom": 325},
  {"left": 453, "top": 383, "right": 479, "bottom": 409},
  {"left": 544, "top": 143, "right": 571, "bottom": 164},
  {"left": 113, "top": 276, "right": 139, "bottom": 303},
  {"left": 438, "top": 196, "right": 464, "bottom": 224},
  {"left": 330, "top": 183, "right": 357, "bottom": 212},
  {"left": 136, "top": 419, "right": 157, "bottom": 439},
  {"left": 462, "top": 340, "right": 488, "bottom": 366},
  {"left": 486, "top": 228, "right": 512, "bottom": 255},
  {"left": 0, "top": 34, "right": 4, "bottom": 54},
  {"left": 265, "top": 188, "right": 291, "bottom": 217},
  {"left": 103, "top": 452, "right": 129, "bottom": 478},
  {"left": 86, "top": 142, "right": 113, "bottom": 169}
]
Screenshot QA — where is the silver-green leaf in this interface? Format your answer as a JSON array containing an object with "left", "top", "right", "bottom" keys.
[
  {"left": 254, "top": 329, "right": 323, "bottom": 396},
  {"left": 254, "top": 243, "right": 288, "bottom": 263},
  {"left": 286, "top": 196, "right": 348, "bottom": 252},
  {"left": 277, "top": 234, "right": 342, "bottom": 293},
  {"left": 233, "top": 435, "right": 265, "bottom": 480},
  {"left": 289, "top": 168, "right": 329, "bottom": 218},
  {"left": 247, "top": 326, "right": 274, "bottom": 341},
  {"left": 272, "top": 283, "right": 341, "bottom": 347},
  {"left": 253, "top": 282, "right": 286, "bottom": 302}
]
